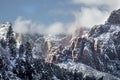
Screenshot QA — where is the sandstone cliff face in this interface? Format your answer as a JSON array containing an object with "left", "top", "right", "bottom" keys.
[{"left": 45, "top": 9, "right": 120, "bottom": 77}]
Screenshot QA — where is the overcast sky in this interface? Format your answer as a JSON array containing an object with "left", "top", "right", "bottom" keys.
[{"left": 0, "top": 0, "right": 120, "bottom": 34}]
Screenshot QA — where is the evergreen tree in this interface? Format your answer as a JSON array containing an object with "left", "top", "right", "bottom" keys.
[
  {"left": 25, "top": 41, "right": 32, "bottom": 62},
  {"left": 6, "top": 25, "right": 16, "bottom": 58},
  {"left": 19, "top": 44, "right": 25, "bottom": 58},
  {"left": 24, "top": 42, "right": 33, "bottom": 79},
  {"left": 6, "top": 25, "right": 13, "bottom": 42},
  {"left": 0, "top": 38, "right": 6, "bottom": 49}
]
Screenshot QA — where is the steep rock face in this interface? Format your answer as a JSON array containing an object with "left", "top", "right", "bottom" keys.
[
  {"left": 45, "top": 9, "right": 120, "bottom": 78},
  {"left": 88, "top": 24, "right": 120, "bottom": 74}
]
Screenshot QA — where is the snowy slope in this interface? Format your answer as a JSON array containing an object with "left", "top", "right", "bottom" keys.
[{"left": 58, "top": 62, "right": 120, "bottom": 80}]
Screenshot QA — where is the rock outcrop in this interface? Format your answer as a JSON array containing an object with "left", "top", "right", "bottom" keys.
[
  {"left": 45, "top": 9, "right": 120, "bottom": 78},
  {"left": 107, "top": 9, "right": 120, "bottom": 24}
]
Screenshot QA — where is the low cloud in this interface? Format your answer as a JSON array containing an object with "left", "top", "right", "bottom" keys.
[
  {"left": 73, "top": 8, "right": 108, "bottom": 27},
  {"left": 71, "top": 0, "right": 120, "bottom": 27},
  {"left": 46, "top": 22, "right": 65, "bottom": 35},
  {"left": 71, "top": 0, "right": 120, "bottom": 10},
  {"left": 13, "top": 17, "right": 80, "bottom": 36},
  {"left": 14, "top": 17, "right": 67, "bottom": 35},
  {"left": 13, "top": 1, "right": 120, "bottom": 35},
  {"left": 13, "top": 17, "right": 45, "bottom": 34}
]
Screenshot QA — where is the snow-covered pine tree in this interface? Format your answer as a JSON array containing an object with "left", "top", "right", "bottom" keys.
[
  {"left": 0, "top": 38, "right": 6, "bottom": 49},
  {"left": 19, "top": 44, "right": 25, "bottom": 58},
  {"left": 25, "top": 41, "right": 32, "bottom": 62},
  {"left": 6, "top": 25, "right": 16, "bottom": 59}
]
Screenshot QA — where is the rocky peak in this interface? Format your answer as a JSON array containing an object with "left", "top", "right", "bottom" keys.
[{"left": 107, "top": 9, "right": 120, "bottom": 24}]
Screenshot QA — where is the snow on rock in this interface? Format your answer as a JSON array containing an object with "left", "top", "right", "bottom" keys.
[
  {"left": 45, "top": 9, "right": 120, "bottom": 78},
  {"left": 107, "top": 9, "right": 120, "bottom": 24},
  {"left": 52, "top": 75, "right": 60, "bottom": 80},
  {"left": 0, "top": 9, "right": 120, "bottom": 80},
  {"left": 0, "top": 22, "right": 10, "bottom": 39},
  {"left": 44, "top": 34, "right": 66, "bottom": 42}
]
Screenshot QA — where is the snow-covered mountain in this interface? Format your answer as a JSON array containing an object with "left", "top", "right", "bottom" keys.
[
  {"left": 0, "top": 9, "right": 120, "bottom": 80},
  {"left": 45, "top": 9, "right": 120, "bottom": 78}
]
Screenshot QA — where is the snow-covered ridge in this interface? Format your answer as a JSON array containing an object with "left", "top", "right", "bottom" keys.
[{"left": 58, "top": 62, "right": 120, "bottom": 80}]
